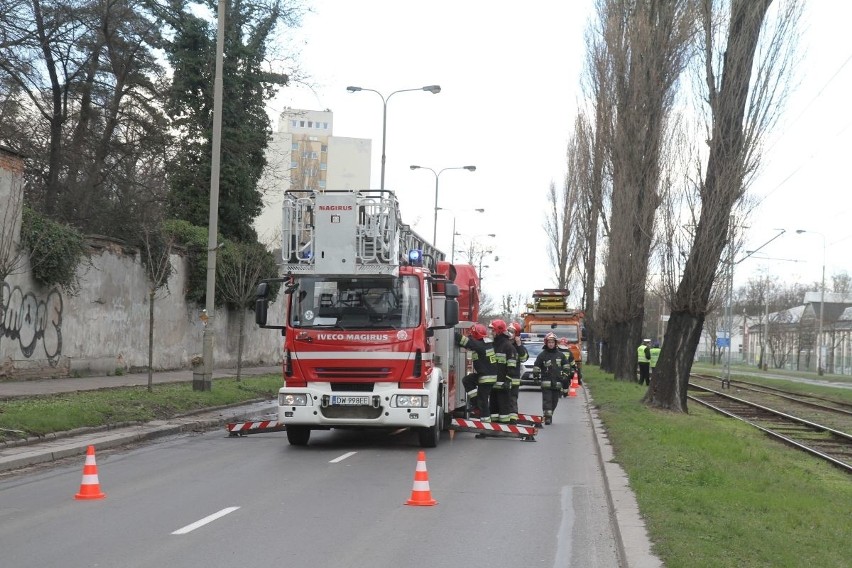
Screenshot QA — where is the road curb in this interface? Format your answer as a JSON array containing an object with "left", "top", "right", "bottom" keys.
[{"left": 584, "top": 386, "right": 663, "bottom": 568}]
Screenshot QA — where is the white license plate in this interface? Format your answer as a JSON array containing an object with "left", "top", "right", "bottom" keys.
[{"left": 331, "top": 395, "right": 371, "bottom": 406}]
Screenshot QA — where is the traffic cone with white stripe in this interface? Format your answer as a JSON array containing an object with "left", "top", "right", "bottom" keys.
[
  {"left": 404, "top": 451, "right": 437, "bottom": 506},
  {"left": 74, "top": 445, "right": 106, "bottom": 500}
]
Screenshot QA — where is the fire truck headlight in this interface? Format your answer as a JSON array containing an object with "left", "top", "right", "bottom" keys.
[
  {"left": 279, "top": 393, "right": 308, "bottom": 406},
  {"left": 395, "top": 395, "right": 428, "bottom": 408}
]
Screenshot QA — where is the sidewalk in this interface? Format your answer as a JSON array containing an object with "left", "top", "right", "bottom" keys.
[
  {"left": 0, "top": 365, "right": 661, "bottom": 568},
  {"left": 0, "top": 365, "right": 282, "bottom": 397}
]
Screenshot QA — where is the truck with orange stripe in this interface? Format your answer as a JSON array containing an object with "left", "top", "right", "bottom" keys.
[{"left": 521, "top": 289, "right": 585, "bottom": 365}]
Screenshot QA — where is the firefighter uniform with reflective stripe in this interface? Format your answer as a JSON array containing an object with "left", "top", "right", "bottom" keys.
[
  {"left": 455, "top": 332, "right": 498, "bottom": 422},
  {"left": 509, "top": 338, "right": 528, "bottom": 423},
  {"left": 490, "top": 333, "right": 517, "bottom": 423},
  {"left": 533, "top": 341, "right": 573, "bottom": 424}
]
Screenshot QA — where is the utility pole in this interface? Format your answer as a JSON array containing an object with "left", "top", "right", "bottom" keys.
[{"left": 197, "top": 0, "right": 225, "bottom": 391}]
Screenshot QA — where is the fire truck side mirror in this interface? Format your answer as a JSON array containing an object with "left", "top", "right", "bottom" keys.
[
  {"left": 444, "top": 282, "right": 460, "bottom": 327},
  {"left": 255, "top": 282, "right": 269, "bottom": 326}
]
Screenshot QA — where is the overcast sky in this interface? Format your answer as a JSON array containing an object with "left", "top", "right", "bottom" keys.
[{"left": 266, "top": 1, "right": 851, "bottom": 304}]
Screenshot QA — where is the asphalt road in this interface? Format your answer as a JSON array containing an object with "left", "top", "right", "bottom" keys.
[{"left": 0, "top": 388, "right": 659, "bottom": 568}]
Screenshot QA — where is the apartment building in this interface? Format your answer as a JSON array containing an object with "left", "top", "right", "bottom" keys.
[{"left": 253, "top": 108, "right": 371, "bottom": 244}]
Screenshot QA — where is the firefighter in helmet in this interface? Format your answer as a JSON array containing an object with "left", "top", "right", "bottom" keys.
[
  {"left": 507, "top": 322, "right": 527, "bottom": 424},
  {"left": 558, "top": 337, "right": 582, "bottom": 385},
  {"left": 487, "top": 319, "right": 517, "bottom": 424},
  {"left": 455, "top": 323, "right": 498, "bottom": 422},
  {"left": 532, "top": 332, "right": 574, "bottom": 425}
]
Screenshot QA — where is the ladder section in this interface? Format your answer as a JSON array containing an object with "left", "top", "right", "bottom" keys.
[{"left": 281, "top": 189, "right": 444, "bottom": 276}]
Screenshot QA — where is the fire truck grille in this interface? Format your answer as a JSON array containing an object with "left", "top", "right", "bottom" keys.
[
  {"left": 314, "top": 369, "right": 390, "bottom": 384},
  {"left": 327, "top": 381, "right": 377, "bottom": 391},
  {"left": 321, "top": 405, "right": 384, "bottom": 419}
]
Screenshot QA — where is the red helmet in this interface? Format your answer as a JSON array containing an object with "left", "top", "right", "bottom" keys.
[
  {"left": 489, "top": 319, "right": 508, "bottom": 335},
  {"left": 544, "top": 332, "right": 557, "bottom": 343},
  {"left": 510, "top": 322, "right": 522, "bottom": 335},
  {"left": 558, "top": 337, "right": 569, "bottom": 347},
  {"left": 469, "top": 323, "right": 487, "bottom": 340}
]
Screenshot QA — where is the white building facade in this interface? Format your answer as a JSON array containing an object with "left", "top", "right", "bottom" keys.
[{"left": 253, "top": 108, "right": 371, "bottom": 245}]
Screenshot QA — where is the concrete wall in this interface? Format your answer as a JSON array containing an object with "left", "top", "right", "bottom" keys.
[{"left": 0, "top": 152, "right": 284, "bottom": 380}]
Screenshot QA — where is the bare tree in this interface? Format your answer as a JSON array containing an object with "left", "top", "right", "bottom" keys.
[
  {"left": 593, "top": 0, "right": 696, "bottom": 380},
  {"left": 577, "top": 12, "right": 617, "bottom": 365},
  {"left": 650, "top": 0, "right": 802, "bottom": 411},
  {"left": 138, "top": 223, "right": 175, "bottom": 392},
  {"left": 543, "top": 175, "right": 582, "bottom": 290},
  {"left": 0, "top": 161, "right": 26, "bottom": 283},
  {"left": 217, "top": 241, "right": 277, "bottom": 381}
]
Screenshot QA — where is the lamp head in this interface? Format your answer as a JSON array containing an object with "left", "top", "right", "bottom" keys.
[
  {"left": 410, "top": 165, "right": 420, "bottom": 170},
  {"left": 475, "top": 208, "right": 485, "bottom": 213},
  {"left": 795, "top": 229, "right": 806, "bottom": 234},
  {"left": 423, "top": 85, "right": 441, "bottom": 94},
  {"left": 464, "top": 165, "right": 476, "bottom": 171},
  {"left": 346, "top": 86, "right": 361, "bottom": 92}
]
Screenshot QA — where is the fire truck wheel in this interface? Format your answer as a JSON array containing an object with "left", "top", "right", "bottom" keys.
[
  {"left": 417, "top": 411, "right": 442, "bottom": 448},
  {"left": 286, "top": 426, "right": 310, "bottom": 446}
]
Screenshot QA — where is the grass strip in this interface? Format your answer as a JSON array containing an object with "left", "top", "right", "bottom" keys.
[
  {"left": 0, "top": 375, "right": 282, "bottom": 442},
  {"left": 585, "top": 366, "right": 852, "bottom": 568}
]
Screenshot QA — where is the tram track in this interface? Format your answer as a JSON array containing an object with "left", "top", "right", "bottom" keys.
[{"left": 686, "top": 379, "right": 852, "bottom": 473}]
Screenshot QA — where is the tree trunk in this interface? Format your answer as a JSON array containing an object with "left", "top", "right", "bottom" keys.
[
  {"left": 643, "top": 310, "right": 705, "bottom": 411},
  {"left": 604, "top": 317, "right": 644, "bottom": 381},
  {"left": 236, "top": 310, "right": 245, "bottom": 382},
  {"left": 147, "top": 288, "right": 155, "bottom": 392}
]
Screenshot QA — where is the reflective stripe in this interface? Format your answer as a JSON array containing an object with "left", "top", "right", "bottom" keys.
[{"left": 295, "top": 352, "right": 428, "bottom": 360}]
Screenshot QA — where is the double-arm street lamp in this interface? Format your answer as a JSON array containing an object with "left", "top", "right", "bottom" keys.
[
  {"left": 454, "top": 231, "right": 497, "bottom": 268},
  {"left": 347, "top": 85, "right": 441, "bottom": 190},
  {"left": 795, "top": 229, "right": 826, "bottom": 375},
  {"left": 439, "top": 208, "right": 485, "bottom": 262},
  {"left": 409, "top": 164, "right": 476, "bottom": 245}
]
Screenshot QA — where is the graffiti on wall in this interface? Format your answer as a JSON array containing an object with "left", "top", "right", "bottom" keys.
[{"left": 0, "top": 281, "right": 63, "bottom": 362}]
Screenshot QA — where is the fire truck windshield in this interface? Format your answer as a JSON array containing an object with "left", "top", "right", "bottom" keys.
[{"left": 289, "top": 275, "right": 421, "bottom": 330}]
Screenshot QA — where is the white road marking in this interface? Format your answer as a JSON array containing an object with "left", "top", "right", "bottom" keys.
[
  {"left": 329, "top": 451, "right": 357, "bottom": 463},
  {"left": 171, "top": 507, "right": 240, "bottom": 535}
]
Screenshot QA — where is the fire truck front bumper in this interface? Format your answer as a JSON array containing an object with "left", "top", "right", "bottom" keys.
[{"left": 277, "top": 387, "right": 436, "bottom": 428}]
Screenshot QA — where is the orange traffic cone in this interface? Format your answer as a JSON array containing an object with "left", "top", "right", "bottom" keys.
[
  {"left": 570, "top": 375, "right": 579, "bottom": 388},
  {"left": 568, "top": 386, "right": 577, "bottom": 397},
  {"left": 75, "top": 445, "right": 106, "bottom": 500},
  {"left": 404, "top": 451, "right": 437, "bottom": 506}
]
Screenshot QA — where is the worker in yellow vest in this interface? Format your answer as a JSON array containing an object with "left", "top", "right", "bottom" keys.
[
  {"left": 649, "top": 341, "right": 662, "bottom": 385},
  {"left": 637, "top": 339, "right": 652, "bottom": 385}
]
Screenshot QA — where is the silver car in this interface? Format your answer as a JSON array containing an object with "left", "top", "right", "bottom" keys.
[{"left": 519, "top": 341, "right": 545, "bottom": 386}]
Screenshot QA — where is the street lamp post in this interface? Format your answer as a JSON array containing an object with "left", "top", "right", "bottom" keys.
[
  {"left": 346, "top": 85, "right": 441, "bottom": 190},
  {"left": 410, "top": 165, "right": 476, "bottom": 245},
  {"left": 454, "top": 232, "right": 497, "bottom": 274},
  {"left": 197, "top": 0, "right": 226, "bottom": 392},
  {"left": 795, "top": 229, "right": 826, "bottom": 375},
  {"left": 444, "top": 208, "right": 485, "bottom": 262}
]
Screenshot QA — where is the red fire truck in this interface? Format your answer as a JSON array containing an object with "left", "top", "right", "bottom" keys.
[{"left": 254, "top": 189, "right": 480, "bottom": 447}]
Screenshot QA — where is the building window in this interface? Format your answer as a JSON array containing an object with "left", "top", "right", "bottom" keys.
[
  {"left": 320, "top": 163, "right": 327, "bottom": 171},
  {"left": 291, "top": 142, "right": 299, "bottom": 150},
  {"left": 291, "top": 120, "right": 297, "bottom": 128},
  {"left": 290, "top": 161, "right": 298, "bottom": 169},
  {"left": 310, "top": 151, "right": 318, "bottom": 159},
  {"left": 299, "top": 120, "right": 305, "bottom": 127},
  {"left": 323, "top": 122, "right": 329, "bottom": 129},
  {"left": 319, "top": 180, "right": 326, "bottom": 189},
  {"left": 321, "top": 144, "right": 328, "bottom": 152}
]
